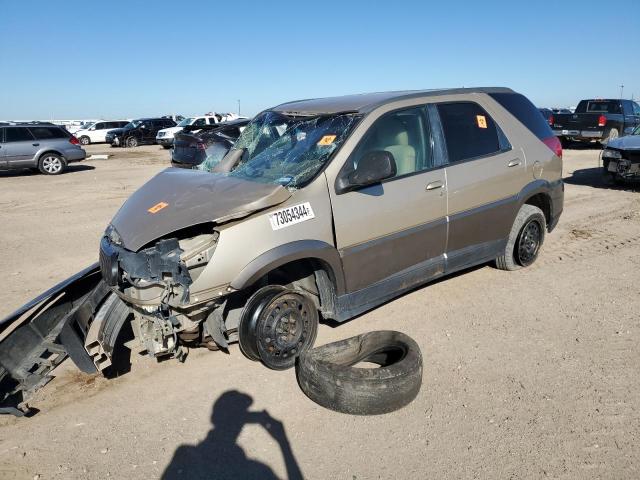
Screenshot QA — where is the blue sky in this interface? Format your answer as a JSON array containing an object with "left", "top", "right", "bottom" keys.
[{"left": 1, "top": 0, "right": 638, "bottom": 119}]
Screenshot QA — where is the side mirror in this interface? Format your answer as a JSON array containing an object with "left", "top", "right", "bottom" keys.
[{"left": 337, "top": 150, "right": 397, "bottom": 194}]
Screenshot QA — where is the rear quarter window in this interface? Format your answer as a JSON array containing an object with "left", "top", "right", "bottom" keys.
[
  {"left": 489, "top": 92, "right": 553, "bottom": 140},
  {"left": 29, "top": 126, "right": 69, "bottom": 140},
  {"left": 436, "top": 102, "right": 502, "bottom": 163}
]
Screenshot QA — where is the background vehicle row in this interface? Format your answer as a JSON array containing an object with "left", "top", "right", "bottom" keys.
[{"left": 0, "top": 123, "right": 85, "bottom": 174}]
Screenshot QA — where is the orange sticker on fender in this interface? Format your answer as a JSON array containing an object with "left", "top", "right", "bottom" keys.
[
  {"left": 317, "top": 135, "right": 336, "bottom": 145},
  {"left": 476, "top": 115, "right": 487, "bottom": 129},
  {"left": 148, "top": 202, "right": 169, "bottom": 214}
]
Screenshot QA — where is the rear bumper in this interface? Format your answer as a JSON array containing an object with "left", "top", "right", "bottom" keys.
[
  {"left": 548, "top": 179, "right": 564, "bottom": 231},
  {"left": 64, "top": 148, "right": 86, "bottom": 163},
  {"left": 553, "top": 129, "right": 603, "bottom": 140}
]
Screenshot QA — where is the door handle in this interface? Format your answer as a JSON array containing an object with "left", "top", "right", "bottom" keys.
[
  {"left": 426, "top": 180, "right": 444, "bottom": 190},
  {"left": 507, "top": 159, "right": 521, "bottom": 167},
  {"left": 32, "top": 143, "right": 40, "bottom": 146}
]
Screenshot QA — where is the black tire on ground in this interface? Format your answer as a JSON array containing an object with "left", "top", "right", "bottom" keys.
[
  {"left": 125, "top": 136, "right": 138, "bottom": 148},
  {"left": 495, "top": 204, "right": 546, "bottom": 271},
  {"left": 162, "top": 145, "right": 172, "bottom": 149},
  {"left": 79, "top": 136, "right": 91, "bottom": 145},
  {"left": 601, "top": 128, "right": 619, "bottom": 146},
  {"left": 296, "top": 330, "right": 423, "bottom": 415},
  {"left": 38, "top": 153, "right": 66, "bottom": 175},
  {"left": 238, "top": 285, "right": 319, "bottom": 370}
]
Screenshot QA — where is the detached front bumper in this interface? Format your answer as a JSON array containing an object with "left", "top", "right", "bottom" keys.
[{"left": 0, "top": 265, "right": 107, "bottom": 416}]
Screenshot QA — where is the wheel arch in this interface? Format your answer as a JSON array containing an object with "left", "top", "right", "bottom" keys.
[
  {"left": 230, "top": 240, "right": 345, "bottom": 316},
  {"left": 517, "top": 180, "right": 554, "bottom": 231},
  {"left": 37, "top": 149, "right": 66, "bottom": 162}
]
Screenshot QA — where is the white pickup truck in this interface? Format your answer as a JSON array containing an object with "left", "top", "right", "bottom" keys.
[{"left": 156, "top": 113, "right": 242, "bottom": 148}]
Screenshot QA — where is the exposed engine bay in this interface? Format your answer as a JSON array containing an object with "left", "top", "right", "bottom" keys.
[{"left": 100, "top": 225, "right": 231, "bottom": 361}]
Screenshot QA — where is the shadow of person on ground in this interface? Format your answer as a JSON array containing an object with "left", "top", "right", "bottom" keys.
[
  {"left": 564, "top": 167, "right": 640, "bottom": 192},
  {"left": 162, "top": 390, "right": 303, "bottom": 480}
]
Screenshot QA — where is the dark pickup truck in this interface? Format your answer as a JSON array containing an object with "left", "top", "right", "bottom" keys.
[{"left": 552, "top": 99, "right": 640, "bottom": 144}]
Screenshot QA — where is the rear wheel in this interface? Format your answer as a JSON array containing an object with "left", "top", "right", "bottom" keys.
[
  {"left": 495, "top": 204, "right": 546, "bottom": 271},
  {"left": 125, "top": 136, "right": 138, "bottom": 148},
  {"left": 38, "top": 153, "right": 66, "bottom": 175}
]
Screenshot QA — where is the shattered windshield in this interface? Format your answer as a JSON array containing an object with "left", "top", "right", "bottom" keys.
[{"left": 228, "top": 111, "right": 360, "bottom": 188}]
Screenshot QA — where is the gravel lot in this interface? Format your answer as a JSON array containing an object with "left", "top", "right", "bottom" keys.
[{"left": 0, "top": 144, "right": 639, "bottom": 479}]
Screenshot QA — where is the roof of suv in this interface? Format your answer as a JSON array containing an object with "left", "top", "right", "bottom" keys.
[{"left": 272, "top": 87, "right": 515, "bottom": 115}]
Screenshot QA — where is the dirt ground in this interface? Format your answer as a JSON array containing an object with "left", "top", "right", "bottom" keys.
[{"left": 0, "top": 143, "right": 639, "bottom": 480}]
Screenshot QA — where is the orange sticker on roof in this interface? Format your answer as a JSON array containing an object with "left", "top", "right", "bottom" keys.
[
  {"left": 317, "top": 135, "right": 336, "bottom": 146},
  {"left": 148, "top": 202, "right": 169, "bottom": 214},
  {"left": 476, "top": 115, "right": 487, "bottom": 129}
]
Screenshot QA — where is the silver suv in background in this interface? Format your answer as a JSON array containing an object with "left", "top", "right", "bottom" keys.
[{"left": 0, "top": 123, "right": 86, "bottom": 175}]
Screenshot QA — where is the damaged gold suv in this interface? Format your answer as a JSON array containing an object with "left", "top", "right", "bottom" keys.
[
  {"left": 0, "top": 88, "right": 564, "bottom": 413},
  {"left": 98, "top": 87, "right": 564, "bottom": 369}
]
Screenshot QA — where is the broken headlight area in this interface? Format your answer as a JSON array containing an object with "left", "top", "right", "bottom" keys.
[
  {"left": 100, "top": 236, "right": 192, "bottom": 303},
  {"left": 100, "top": 227, "right": 221, "bottom": 361}
]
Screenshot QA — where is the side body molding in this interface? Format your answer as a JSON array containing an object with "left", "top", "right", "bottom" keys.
[{"left": 230, "top": 240, "right": 346, "bottom": 295}]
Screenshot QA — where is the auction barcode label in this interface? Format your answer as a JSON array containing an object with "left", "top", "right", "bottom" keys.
[{"left": 269, "top": 202, "right": 315, "bottom": 230}]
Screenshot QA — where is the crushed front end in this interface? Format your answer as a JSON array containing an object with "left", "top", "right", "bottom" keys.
[{"left": 100, "top": 224, "right": 226, "bottom": 361}]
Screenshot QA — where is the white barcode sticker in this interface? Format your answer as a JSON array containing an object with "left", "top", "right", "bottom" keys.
[{"left": 269, "top": 202, "right": 315, "bottom": 230}]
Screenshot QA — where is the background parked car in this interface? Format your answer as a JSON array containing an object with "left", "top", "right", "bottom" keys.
[
  {"left": 171, "top": 118, "right": 249, "bottom": 169},
  {"left": 62, "top": 120, "right": 99, "bottom": 134},
  {"left": 74, "top": 121, "right": 129, "bottom": 145},
  {"left": 552, "top": 99, "right": 640, "bottom": 145},
  {"left": 156, "top": 116, "right": 223, "bottom": 149},
  {"left": 0, "top": 123, "right": 85, "bottom": 175},
  {"left": 601, "top": 125, "right": 640, "bottom": 184},
  {"left": 105, "top": 118, "right": 176, "bottom": 148}
]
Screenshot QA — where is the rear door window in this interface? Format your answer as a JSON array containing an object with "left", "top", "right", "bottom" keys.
[
  {"left": 5, "top": 127, "right": 35, "bottom": 142},
  {"left": 585, "top": 101, "right": 621, "bottom": 114},
  {"left": 29, "top": 126, "right": 68, "bottom": 139},
  {"left": 436, "top": 102, "right": 503, "bottom": 163}
]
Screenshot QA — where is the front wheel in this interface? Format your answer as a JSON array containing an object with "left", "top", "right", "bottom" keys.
[
  {"left": 162, "top": 145, "right": 172, "bottom": 150},
  {"left": 238, "top": 286, "right": 319, "bottom": 370},
  {"left": 495, "top": 204, "right": 546, "bottom": 271},
  {"left": 79, "top": 136, "right": 91, "bottom": 145}
]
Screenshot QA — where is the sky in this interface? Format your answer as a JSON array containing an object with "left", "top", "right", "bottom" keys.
[{"left": 1, "top": 0, "right": 639, "bottom": 120}]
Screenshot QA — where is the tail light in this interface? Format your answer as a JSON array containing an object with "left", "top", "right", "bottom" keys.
[
  {"left": 542, "top": 136, "right": 562, "bottom": 158},
  {"left": 598, "top": 115, "right": 607, "bottom": 127},
  {"left": 69, "top": 136, "right": 80, "bottom": 145},
  {"left": 548, "top": 114, "right": 554, "bottom": 127}
]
